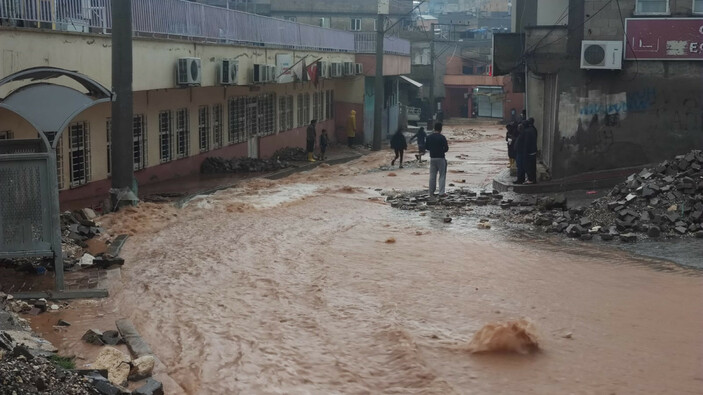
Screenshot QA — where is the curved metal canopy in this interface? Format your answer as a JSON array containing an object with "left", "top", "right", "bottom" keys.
[{"left": 0, "top": 67, "right": 113, "bottom": 150}]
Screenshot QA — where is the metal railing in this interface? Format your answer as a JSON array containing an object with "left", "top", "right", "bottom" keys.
[
  {"left": 354, "top": 32, "right": 411, "bottom": 55},
  {"left": 0, "top": 0, "right": 358, "bottom": 52}
]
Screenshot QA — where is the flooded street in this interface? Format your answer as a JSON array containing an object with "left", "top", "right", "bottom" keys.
[{"left": 33, "top": 123, "right": 703, "bottom": 394}]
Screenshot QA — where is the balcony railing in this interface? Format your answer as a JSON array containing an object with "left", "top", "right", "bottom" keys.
[
  {"left": 354, "top": 33, "right": 411, "bottom": 56},
  {"left": 0, "top": 0, "right": 356, "bottom": 52}
]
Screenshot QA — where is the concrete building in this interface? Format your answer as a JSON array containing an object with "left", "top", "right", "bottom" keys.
[
  {"left": 496, "top": 0, "right": 703, "bottom": 179},
  {"left": 0, "top": 0, "right": 409, "bottom": 206}
]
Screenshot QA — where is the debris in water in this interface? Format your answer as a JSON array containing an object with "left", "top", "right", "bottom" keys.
[
  {"left": 562, "top": 332, "right": 573, "bottom": 339},
  {"left": 385, "top": 237, "right": 396, "bottom": 244},
  {"left": 388, "top": 172, "right": 397, "bottom": 177},
  {"left": 444, "top": 217, "right": 453, "bottom": 223},
  {"left": 477, "top": 222, "right": 491, "bottom": 229},
  {"left": 467, "top": 319, "right": 540, "bottom": 354}
]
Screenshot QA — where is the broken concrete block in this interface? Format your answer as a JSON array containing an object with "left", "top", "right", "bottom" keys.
[
  {"left": 132, "top": 378, "right": 164, "bottom": 395},
  {"left": 101, "top": 330, "right": 123, "bottom": 346},
  {"left": 129, "top": 355, "right": 156, "bottom": 381},
  {"left": 82, "top": 329, "right": 105, "bottom": 345},
  {"left": 600, "top": 233, "right": 614, "bottom": 241},
  {"left": 647, "top": 226, "right": 662, "bottom": 238},
  {"left": 620, "top": 233, "right": 637, "bottom": 243},
  {"left": 79, "top": 253, "right": 95, "bottom": 267},
  {"left": 92, "top": 346, "right": 131, "bottom": 386}
]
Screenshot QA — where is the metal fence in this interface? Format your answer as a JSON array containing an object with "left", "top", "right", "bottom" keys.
[
  {"left": 0, "top": 0, "right": 379, "bottom": 53},
  {"left": 354, "top": 32, "right": 411, "bottom": 55}
]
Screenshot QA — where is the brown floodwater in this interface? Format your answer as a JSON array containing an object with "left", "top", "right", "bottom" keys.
[{"left": 29, "top": 123, "right": 703, "bottom": 394}]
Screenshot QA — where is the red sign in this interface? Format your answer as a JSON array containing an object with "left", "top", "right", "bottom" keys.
[{"left": 625, "top": 18, "right": 703, "bottom": 60}]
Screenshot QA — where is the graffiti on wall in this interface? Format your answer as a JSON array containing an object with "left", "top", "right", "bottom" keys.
[{"left": 558, "top": 86, "right": 701, "bottom": 155}]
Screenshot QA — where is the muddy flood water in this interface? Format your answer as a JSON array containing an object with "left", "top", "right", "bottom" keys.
[{"left": 31, "top": 123, "right": 703, "bottom": 394}]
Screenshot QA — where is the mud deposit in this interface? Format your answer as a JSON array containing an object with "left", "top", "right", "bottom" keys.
[{"left": 30, "top": 124, "right": 703, "bottom": 394}]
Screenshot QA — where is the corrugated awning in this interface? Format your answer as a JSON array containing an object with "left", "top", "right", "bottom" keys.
[{"left": 399, "top": 75, "right": 423, "bottom": 88}]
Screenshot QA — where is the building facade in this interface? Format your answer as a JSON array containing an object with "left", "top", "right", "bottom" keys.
[
  {"left": 0, "top": 0, "right": 410, "bottom": 206},
  {"left": 499, "top": 0, "right": 703, "bottom": 179}
]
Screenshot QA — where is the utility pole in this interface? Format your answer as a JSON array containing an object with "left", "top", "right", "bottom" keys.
[
  {"left": 110, "top": 0, "right": 136, "bottom": 208},
  {"left": 373, "top": 11, "right": 385, "bottom": 151},
  {"left": 429, "top": 22, "right": 435, "bottom": 127}
]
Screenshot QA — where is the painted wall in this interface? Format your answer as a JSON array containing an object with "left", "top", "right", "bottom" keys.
[
  {"left": 0, "top": 28, "right": 357, "bottom": 97},
  {"left": 356, "top": 54, "right": 412, "bottom": 77}
]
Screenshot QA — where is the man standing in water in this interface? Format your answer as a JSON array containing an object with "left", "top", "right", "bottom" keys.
[
  {"left": 425, "top": 122, "right": 449, "bottom": 197},
  {"left": 306, "top": 119, "right": 317, "bottom": 162}
]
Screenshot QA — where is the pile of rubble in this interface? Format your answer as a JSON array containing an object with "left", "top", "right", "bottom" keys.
[
  {"left": 0, "top": 351, "right": 100, "bottom": 395},
  {"left": 61, "top": 209, "right": 126, "bottom": 270},
  {"left": 386, "top": 150, "right": 703, "bottom": 243},
  {"left": 201, "top": 156, "right": 290, "bottom": 174},
  {"left": 273, "top": 147, "right": 308, "bottom": 162}
]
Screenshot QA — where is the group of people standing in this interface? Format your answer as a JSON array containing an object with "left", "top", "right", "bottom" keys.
[
  {"left": 390, "top": 122, "right": 449, "bottom": 196},
  {"left": 505, "top": 117, "right": 538, "bottom": 184}
]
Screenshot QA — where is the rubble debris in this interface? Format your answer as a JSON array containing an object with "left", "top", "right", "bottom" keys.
[
  {"left": 272, "top": 147, "right": 308, "bottom": 162},
  {"left": 0, "top": 351, "right": 99, "bottom": 395},
  {"left": 133, "top": 378, "right": 165, "bottom": 395},
  {"left": 386, "top": 150, "right": 703, "bottom": 243},
  {"left": 467, "top": 319, "right": 539, "bottom": 354},
  {"left": 82, "top": 329, "right": 105, "bottom": 346},
  {"left": 92, "top": 346, "right": 131, "bottom": 386},
  {"left": 201, "top": 156, "right": 290, "bottom": 174},
  {"left": 101, "top": 330, "right": 123, "bottom": 346},
  {"left": 129, "top": 355, "right": 156, "bottom": 381},
  {"left": 57, "top": 319, "right": 71, "bottom": 327}
]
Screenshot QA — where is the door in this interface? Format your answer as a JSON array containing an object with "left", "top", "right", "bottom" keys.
[
  {"left": 491, "top": 96, "right": 504, "bottom": 118},
  {"left": 477, "top": 95, "right": 491, "bottom": 117},
  {"left": 246, "top": 97, "right": 259, "bottom": 159}
]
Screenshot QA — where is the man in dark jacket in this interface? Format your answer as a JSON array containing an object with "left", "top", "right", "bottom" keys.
[
  {"left": 505, "top": 122, "right": 518, "bottom": 168},
  {"left": 409, "top": 127, "right": 427, "bottom": 161},
  {"left": 523, "top": 118, "right": 539, "bottom": 184},
  {"left": 425, "top": 122, "right": 449, "bottom": 196},
  {"left": 514, "top": 122, "right": 526, "bottom": 184},
  {"left": 306, "top": 119, "right": 317, "bottom": 162},
  {"left": 390, "top": 128, "right": 408, "bottom": 168}
]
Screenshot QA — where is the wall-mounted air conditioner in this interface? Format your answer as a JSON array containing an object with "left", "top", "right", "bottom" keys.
[
  {"left": 219, "top": 59, "right": 239, "bottom": 85},
  {"left": 343, "top": 62, "right": 355, "bottom": 76},
  {"left": 253, "top": 64, "right": 276, "bottom": 83},
  {"left": 176, "top": 57, "right": 202, "bottom": 86},
  {"left": 355, "top": 63, "right": 364, "bottom": 75},
  {"left": 319, "top": 61, "right": 330, "bottom": 78},
  {"left": 330, "top": 62, "right": 344, "bottom": 78},
  {"left": 580, "top": 40, "right": 623, "bottom": 70}
]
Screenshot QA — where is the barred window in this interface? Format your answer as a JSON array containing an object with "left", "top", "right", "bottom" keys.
[
  {"left": 69, "top": 121, "right": 91, "bottom": 187},
  {"left": 133, "top": 114, "right": 147, "bottom": 170},
  {"left": 329, "top": 90, "right": 335, "bottom": 118},
  {"left": 175, "top": 108, "right": 190, "bottom": 158},
  {"left": 297, "top": 94, "right": 304, "bottom": 127},
  {"left": 325, "top": 90, "right": 332, "bottom": 120},
  {"left": 313, "top": 92, "right": 320, "bottom": 122},
  {"left": 259, "top": 93, "right": 276, "bottom": 137},
  {"left": 159, "top": 110, "right": 173, "bottom": 163},
  {"left": 0, "top": 131, "right": 13, "bottom": 140},
  {"left": 106, "top": 119, "right": 111, "bottom": 176},
  {"left": 198, "top": 106, "right": 211, "bottom": 152},
  {"left": 304, "top": 93, "right": 311, "bottom": 124},
  {"left": 212, "top": 104, "right": 224, "bottom": 149},
  {"left": 56, "top": 133, "right": 64, "bottom": 190},
  {"left": 635, "top": 0, "right": 669, "bottom": 14},
  {"left": 279, "top": 96, "right": 288, "bottom": 132},
  {"left": 228, "top": 97, "right": 246, "bottom": 144},
  {"left": 286, "top": 96, "right": 294, "bottom": 131}
]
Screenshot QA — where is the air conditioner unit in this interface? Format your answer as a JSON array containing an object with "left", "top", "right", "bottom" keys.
[
  {"left": 330, "top": 62, "right": 344, "bottom": 78},
  {"left": 319, "top": 61, "right": 330, "bottom": 78},
  {"left": 355, "top": 63, "right": 363, "bottom": 75},
  {"left": 219, "top": 59, "right": 239, "bottom": 85},
  {"left": 176, "top": 57, "right": 202, "bottom": 86},
  {"left": 253, "top": 64, "right": 268, "bottom": 83},
  {"left": 267, "top": 65, "right": 278, "bottom": 83},
  {"left": 580, "top": 40, "right": 623, "bottom": 70},
  {"left": 343, "top": 62, "right": 355, "bottom": 76}
]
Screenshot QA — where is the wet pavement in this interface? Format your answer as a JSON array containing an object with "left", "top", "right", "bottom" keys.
[{"left": 26, "top": 121, "right": 703, "bottom": 394}]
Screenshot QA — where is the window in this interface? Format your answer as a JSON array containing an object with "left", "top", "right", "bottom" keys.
[
  {"left": 694, "top": 0, "right": 703, "bottom": 13},
  {"left": 284, "top": 16, "right": 296, "bottom": 22},
  {"left": 313, "top": 92, "right": 320, "bottom": 122},
  {"left": 0, "top": 131, "right": 13, "bottom": 140},
  {"left": 325, "top": 91, "right": 332, "bottom": 120},
  {"left": 319, "top": 18, "right": 330, "bottom": 28},
  {"left": 350, "top": 18, "right": 361, "bottom": 31},
  {"left": 258, "top": 93, "right": 276, "bottom": 137},
  {"left": 635, "top": 0, "right": 669, "bottom": 14},
  {"left": 286, "top": 96, "right": 294, "bottom": 130},
  {"left": 198, "top": 106, "right": 211, "bottom": 152},
  {"left": 56, "top": 134, "right": 64, "bottom": 190},
  {"left": 159, "top": 110, "right": 173, "bottom": 163},
  {"left": 133, "top": 115, "right": 147, "bottom": 170},
  {"left": 68, "top": 121, "right": 91, "bottom": 187},
  {"left": 106, "top": 119, "right": 111, "bottom": 175},
  {"left": 304, "top": 93, "right": 311, "bottom": 124},
  {"left": 297, "top": 94, "right": 305, "bottom": 127},
  {"left": 228, "top": 97, "right": 246, "bottom": 144},
  {"left": 279, "top": 96, "right": 289, "bottom": 132},
  {"left": 213, "top": 104, "right": 223, "bottom": 149},
  {"left": 175, "top": 108, "right": 190, "bottom": 158},
  {"left": 327, "top": 90, "right": 335, "bottom": 119}
]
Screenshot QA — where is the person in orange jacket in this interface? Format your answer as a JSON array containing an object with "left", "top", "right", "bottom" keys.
[{"left": 347, "top": 110, "right": 356, "bottom": 147}]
